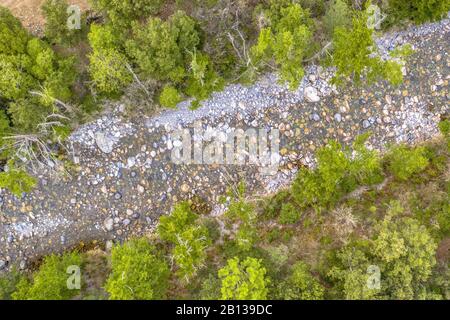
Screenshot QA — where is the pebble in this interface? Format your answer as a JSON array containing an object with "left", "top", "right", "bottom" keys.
[
  {"left": 334, "top": 113, "right": 342, "bottom": 123},
  {"left": 103, "top": 218, "right": 114, "bottom": 231}
]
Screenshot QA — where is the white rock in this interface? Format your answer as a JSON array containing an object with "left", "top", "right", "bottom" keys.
[
  {"left": 304, "top": 87, "right": 320, "bottom": 102},
  {"left": 95, "top": 132, "right": 114, "bottom": 154}
]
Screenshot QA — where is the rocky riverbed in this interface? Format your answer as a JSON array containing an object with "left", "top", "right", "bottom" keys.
[{"left": 0, "top": 17, "right": 449, "bottom": 271}]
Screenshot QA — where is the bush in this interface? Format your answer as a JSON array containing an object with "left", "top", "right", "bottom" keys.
[
  {"left": 277, "top": 261, "right": 325, "bottom": 300},
  {"left": 387, "top": 145, "right": 429, "bottom": 180},
  {"left": 125, "top": 11, "right": 200, "bottom": 83},
  {"left": 279, "top": 203, "right": 301, "bottom": 224},
  {"left": 323, "top": 0, "right": 352, "bottom": 36},
  {"left": 0, "top": 161, "right": 37, "bottom": 197},
  {"left": 388, "top": 0, "right": 450, "bottom": 24},
  {"left": 105, "top": 238, "right": 170, "bottom": 300},
  {"left": 158, "top": 202, "right": 211, "bottom": 281},
  {"left": 42, "top": 0, "right": 84, "bottom": 44},
  {"left": 0, "top": 7, "right": 29, "bottom": 55},
  {"left": 159, "top": 85, "right": 182, "bottom": 108},
  {"left": 90, "top": 0, "right": 164, "bottom": 28},
  {"left": 0, "top": 268, "right": 23, "bottom": 300},
  {"left": 218, "top": 257, "right": 269, "bottom": 300},
  {"left": 251, "top": 1, "right": 313, "bottom": 89},
  {"left": 332, "top": 10, "right": 407, "bottom": 86},
  {"left": 12, "top": 252, "right": 83, "bottom": 300}
]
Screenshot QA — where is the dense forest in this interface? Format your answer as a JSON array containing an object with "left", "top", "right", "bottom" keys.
[{"left": 0, "top": 0, "right": 449, "bottom": 300}]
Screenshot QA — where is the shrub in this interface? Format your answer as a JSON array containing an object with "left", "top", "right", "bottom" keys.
[
  {"left": 0, "top": 161, "right": 37, "bottom": 197},
  {"left": 0, "top": 7, "right": 29, "bottom": 55},
  {"left": 332, "top": 10, "right": 407, "bottom": 86},
  {"left": 125, "top": 11, "right": 200, "bottom": 83},
  {"left": 159, "top": 85, "right": 182, "bottom": 108},
  {"left": 323, "top": 0, "right": 352, "bottom": 36},
  {"left": 90, "top": 0, "right": 164, "bottom": 28},
  {"left": 218, "top": 257, "right": 269, "bottom": 300},
  {"left": 105, "top": 238, "right": 170, "bottom": 300},
  {"left": 158, "top": 202, "right": 211, "bottom": 281},
  {"left": 0, "top": 268, "right": 23, "bottom": 300},
  {"left": 88, "top": 49, "right": 132, "bottom": 95},
  {"left": 387, "top": 145, "right": 429, "bottom": 180},
  {"left": 251, "top": 1, "right": 313, "bottom": 89},
  {"left": 279, "top": 203, "right": 301, "bottom": 224},
  {"left": 277, "top": 261, "right": 325, "bottom": 300},
  {"left": 388, "top": 0, "right": 450, "bottom": 24},
  {"left": 12, "top": 252, "right": 83, "bottom": 300},
  {"left": 42, "top": 0, "right": 84, "bottom": 44}
]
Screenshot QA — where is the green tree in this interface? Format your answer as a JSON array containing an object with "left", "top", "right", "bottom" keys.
[
  {"left": 278, "top": 261, "right": 325, "bottom": 300},
  {"left": 90, "top": 0, "right": 164, "bottom": 28},
  {"left": 0, "top": 161, "right": 37, "bottom": 197},
  {"left": 387, "top": 145, "right": 429, "bottom": 180},
  {"left": 252, "top": 1, "right": 313, "bottom": 89},
  {"left": 42, "top": 0, "right": 84, "bottom": 44},
  {"left": 218, "top": 257, "right": 269, "bottom": 300},
  {"left": 388, "top": 0, "right": 450, "bottom": 24},
  {"left": 12, "top": 252, "right": 83, "bottom": 300},
  {"left": 105, "top": 238, "right": 170, "bottom": 300},
  {"left": 158, "top": 202, "right": 211, "bottom": 281},
  {"left": 332, "top": 10, "right": 406, "bottom": 86},
  {"left": 125, "top": 11, "right": 200, "bottom": 83},
  {"left": 0, "top": 7, "right": 29, "bottom": 55},
  {"left": 225, "top": 182, "right": 257, "bottom": 251}
]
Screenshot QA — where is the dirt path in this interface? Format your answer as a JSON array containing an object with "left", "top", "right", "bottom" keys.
[{"left": 0, "top": 18, "right": 448, "bottom": 271}]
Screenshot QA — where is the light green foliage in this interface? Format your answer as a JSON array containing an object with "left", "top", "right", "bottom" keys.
[
  {"left": 159, "top": 85, "right": 182, "bottom": 108},
  {"left": 90, "top": 0, "right": 164, "bottom": 28},
  {"left": 42, "top": 0, "right": 83, "bottom": 44},
  {"left": 87, "top": 24, "right": 132, "bottom": 95},
  {"left": 278, "top": 261, "right": 325, "bottom": 300},
  {"left": 105, "top": 238, "right": 170, "bottom": 300},
  {"left": 438, "top": 119, "right": 450, "bottom": 149},
  {"left": 88, "top": 49, "right": 132, "bottom": 95},
  {"left": 332, "top": 10, "right": 406, "bottom": 86},
  {"left": 388, "top": 0, "right": 450, "bottom": 24},
  {"left": 328, "top": 242, "right": 379, "bottom": 300},
  {"left": 329, "top": 202, "right": 439, "bottom": 299},
  {"left": 279, "top": 202, "right": 301, "bottom": 224},
  {"left": 252, "top": 1, "right": 313, "bottom": 89},
  {"left": 218, "top": 257, "right": 269, "bottom": 300},
  {"left": 158, "top": 202, "right": 211, "bottom": 281},
  {"left": 125, "top": 11, "right": 200, "bottom": 83},
  {"left": 12, "top": 252, "right": 83, "bottom": 300},
  {"left": 372, "top": 202, "right": 438, "bottom": 299},
  {"left": 323, "top": 0, "right": 352, "bottom": 36},
  {"left": 0, "top": 7, "right": 29, "bottom": 55},
  {"left": 0, "top": 161, "right": 37, "bottom": 197},
  {"left": 225, "top": 182, "right": 257, "bottom": 251},
  {"left": 292, "top": 136, "right": 382, "bottom": 209},
  {"left": 387, "top": 145, "right": 429, "bottom": 180}
]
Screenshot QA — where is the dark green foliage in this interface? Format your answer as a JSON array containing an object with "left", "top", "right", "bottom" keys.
[
  {"left": 0, "top": 268, "right": 23, "bottom": 300},
  {"left": 388, "top": 0, "right": 450, "bottom": 24},
  {"left": 42, "top": 0, "right": 84, "bottom": 44},
  {"left": 277, "top": 261, "right": 325, "bottom": 300},
  {"left": 105, "top": 238, "right": 170, "bottom": 300},
  {"left": 323, "top": 0, "right": 352, "bottom": 36},
  {"left": 125, "top": 11, "right": 201, "bottom": 83},
  {"left": 12, "top": 252, "right": 83, "bottom": 300},
  {"left": 263, "top": 189, "right": 290, "bottom": 220},
  {"left": 279, "top": 203, "right": 301, "bottom": 225},
  {"left": 90, "top": 0, "right": 164, "bottom": 28}
]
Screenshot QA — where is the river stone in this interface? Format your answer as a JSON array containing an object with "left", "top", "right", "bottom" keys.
[
  {"left": 103, "top": 218, "right": 114, "bottom": 231},
  {"left": 304, "top": 87, "right": 320, "bottom": 102},
  {"left": 95, "top": 132, "right": 115, "bottom": 154}
]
